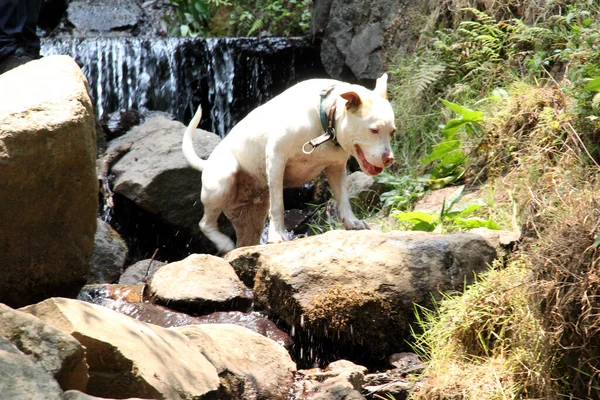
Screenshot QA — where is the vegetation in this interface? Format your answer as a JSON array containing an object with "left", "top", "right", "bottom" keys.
[
  {"left": 375, "top": 0, "right": 600, "bottom": 399},
  {"left": 165, "top": 0, "right": 312, "bottom": 37}
]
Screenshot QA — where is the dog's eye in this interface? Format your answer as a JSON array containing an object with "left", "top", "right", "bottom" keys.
[{"left": 370, "top": 128, "right": 380, "bottom": 134}]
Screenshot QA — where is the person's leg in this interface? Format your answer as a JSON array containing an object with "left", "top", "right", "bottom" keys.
[{"left": 0, "top": 0, "right": 42, "bottom": 73}]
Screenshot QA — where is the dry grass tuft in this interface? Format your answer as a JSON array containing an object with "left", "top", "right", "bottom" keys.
[
  {"left": 530, "top": 190, "right": 600, "bottom": 399},
  {"left": 411, "top": 259, "right": 558, "bottom": 399}
]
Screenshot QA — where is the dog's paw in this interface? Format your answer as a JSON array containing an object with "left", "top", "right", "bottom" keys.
[
  {"left": 267, "top": 230, "right": 288, "bottom": 244},
  {"left": 343, "top": 218, "right": 370, "bottom": 231}
]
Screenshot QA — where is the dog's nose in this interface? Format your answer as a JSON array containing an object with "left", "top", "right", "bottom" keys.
[{"left": 382, "top": 152, "right": 394, "bottom": 167}]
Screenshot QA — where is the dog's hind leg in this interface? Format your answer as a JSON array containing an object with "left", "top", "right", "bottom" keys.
[
  {"left": 325, "top": 163, "right": 370, "bottom": 230},
  {"left": 199, "top": 152, "right": 238, "bottom": 255},
  {"left": 226, "top": 191, "right": 269, "bottom": 248}
]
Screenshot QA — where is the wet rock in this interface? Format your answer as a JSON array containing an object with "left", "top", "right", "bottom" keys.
[
  {"left": 0, "top": 55, "right": 97, "bottom": 307},
  {"left": 108, "top": 115, "right": 224, "bottom": 240},
  {"left": 0, "top": 336, "right": 63, "bottom": 400},
  {"left": 86, "top": 297, "right": 291, "bottom": 347},
  {"left": 0, "top": 304, "right": 88, "bottom": 392},
  {"left": 101, "top": 109, "right": 143, "bottom": 141},
  {"left": 176, "top": 324, "right": 297, "bottom": 400},
  {"left": 147, "top": 254, "right": 254, "bottom": 314},
  {"left": 119, "top": 258, "right": 167, "bottom": 284},
  {"left": 90, "top": 219, "right": 128, "bottom": 283},
  {"left": 294, "top": 360, "right": 367, "bottom": 400},
  {"left": 62, "top": 390, "right": 150, "bottom": 400},
  {"left": 67, "top": 0, "right": 143, "bottom": 34},
  {"left": 226, "top": 230, "right": 497, "bottom": 364},
  {"left": 78, "top": 283, "right": 146, "bottom": 304},
  {"left": 194, "top": 310, "right": 291, "bottom": 347},
  {"left": 21, "top": 298, "right": 220, "bottom": 399}
]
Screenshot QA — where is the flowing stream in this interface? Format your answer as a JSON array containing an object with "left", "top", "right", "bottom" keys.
[{"left": 41, "top": 36, "right": 324, "bottom": 136}]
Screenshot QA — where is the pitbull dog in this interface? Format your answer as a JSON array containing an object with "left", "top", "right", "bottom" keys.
[{"left": 182, "top": 74, "right": 396, "bottom": 254}]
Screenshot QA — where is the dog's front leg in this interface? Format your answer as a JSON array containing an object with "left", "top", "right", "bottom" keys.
[
  {"left": 325, "top": 163, "right": 369, "bottom": 230},
  {"left": 266, "top": 154, "right": 288, "bottom": 243}
]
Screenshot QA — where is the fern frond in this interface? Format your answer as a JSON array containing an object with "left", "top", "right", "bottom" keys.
[
  {"left": 411, "top": 63, "right": 447, "bottom": 97},
  {"left": 247, "top": 16, "right": 264, "bottom": 36}
]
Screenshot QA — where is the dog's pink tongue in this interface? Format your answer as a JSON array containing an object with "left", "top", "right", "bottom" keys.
[{"left": 367, "top": 164, "right": 383, "bottom": 176}]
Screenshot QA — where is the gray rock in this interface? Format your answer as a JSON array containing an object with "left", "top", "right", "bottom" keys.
[
  {"left": 225, "top": 230, "right": 497, "bottom": 360},
  {"left": 119, "top": 258, "right": 166, "bottom": 284},
  {"left": 0, "top": 304, "right": 88, "bottom": 392},
  {"left": 0, "top": 337, "right": 63, "bottom": 400},
  {"left": 0, "top": 55, "right": 97, "bottom": 307},
  {"left": 313, "top": 0, "right": 423, "bottom": 81},
  {"left": 108, "top": 115, "right": 222, "bottom": 238},
  {"left": 67, "top": 0, "right": 143, "bottom": 34},
  {"left": 90, "top": 219, "right": 128, "bottom": 284},
  {"left": 346, "top": 171, "right": 387, "bottom": 208},
  {"left": 147, "top": 254, "right": 254, "bottom": 314}
]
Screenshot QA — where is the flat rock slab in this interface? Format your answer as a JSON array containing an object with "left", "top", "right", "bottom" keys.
[
  {"left": 176, "top": 324, "right": 296, "bottom": 400},
  {"left": 21, "top": 298, "right": 220, "bottom": 399},
  {"left": 226, "top": 230, "right": 497, "bottom": 362},
  {"left": 147, "top": 254, "right": 254, "bottom": 314}
]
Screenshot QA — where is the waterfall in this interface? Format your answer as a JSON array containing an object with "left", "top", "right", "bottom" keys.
[{"left": 41, "top": 37, "right": 324, "bottom": 137}]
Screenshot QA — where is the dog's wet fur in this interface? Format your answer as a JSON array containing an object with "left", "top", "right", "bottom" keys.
[{"left": 182, "top": 74, "right": 396, "bottom": 254}]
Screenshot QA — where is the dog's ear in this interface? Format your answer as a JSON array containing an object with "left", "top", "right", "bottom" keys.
[
  {"left": 374, "top": 73, "right": 388, "bottom": 99},
  {"left": 340, "top": 91, "right": 362, "bottom": 111}
]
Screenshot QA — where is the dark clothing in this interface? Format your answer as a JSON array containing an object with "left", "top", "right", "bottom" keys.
[{"left": 0, "top": 0, "right": 42, "bottom": 60}]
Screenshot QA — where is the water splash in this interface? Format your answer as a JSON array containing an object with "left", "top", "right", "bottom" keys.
[{"left": 41, "top": 36, "right": 324, "bottom": 137}]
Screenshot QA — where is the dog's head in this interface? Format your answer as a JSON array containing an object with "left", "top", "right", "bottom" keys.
[{"left": 337, "top": 74, "right": 396, "bottom": 176}]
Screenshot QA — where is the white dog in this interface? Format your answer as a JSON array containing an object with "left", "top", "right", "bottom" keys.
[{"left": 182, "top": 74, "right": 396, "bottom": 254}]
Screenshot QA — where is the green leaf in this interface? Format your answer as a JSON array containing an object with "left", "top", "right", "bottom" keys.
[
  {"left": 584, "top": 77, "right": 600, "bottom": 92},
  {"left": 593, "top": 235, "right": 600, "bottom": 248},
  {"left": 393, "top": 211, "right": 437, "bottom": 225},
  {"left": 441, "top": 99, "right": 484, "bottom": 121},
  {"left": 180, "top": 24, "right": 190, "bottom": 36},
  {"left": 443, "top": 185, "right": 465, "bottom": 213},
  {"left": 421, "top": 139, "right": 460, "bottom": 165},
  {"left": 431, "top": 150, "right": 466, "bottom": 179},
  {"left": 413, "top": 221, "right": 436, "bottom": 232},
  {"left": 453, "top": 217, "right": 501, "bottom": 230},
  {"left": 442, "top": 119, "right": 470, "bottom": 137}
]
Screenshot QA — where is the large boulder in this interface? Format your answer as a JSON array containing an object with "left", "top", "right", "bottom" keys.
[
  {"left": 0, "top": 304, "right": 88, "bottom": 392},
  {"left": 0, "top": 55, "right": 97, "bottom": 307},
  {"left": 21, "top": 297, "right": 220, "bottom": 399},
  {"left": 0, "top": 336, "right": 64, "bottom": 400},
  {"left": 226, "top": 230, "right": 497, "bottom": 362},
  {"left": 312, "top": 0, "right": 424, "bottom": 81},
  {"left": 147, "top": 254, "right": 254, "bottom": 314},
  {"left": 176, "top": 324, "right": 297, "bottom": 400},
  {"left": 108, "top": 115, "right": 223, "bottom": 240}
]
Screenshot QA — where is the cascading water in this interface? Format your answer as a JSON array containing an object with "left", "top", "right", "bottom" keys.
[{"left": 41, "top": 36, "right": 325, "bottom": 136}]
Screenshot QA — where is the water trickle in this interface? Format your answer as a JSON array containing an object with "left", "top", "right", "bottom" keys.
[{"left": 41, "top": 36, "right": 324, "bottom": 137}]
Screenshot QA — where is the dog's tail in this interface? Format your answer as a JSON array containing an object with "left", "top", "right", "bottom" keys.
[{"left": 182, "top": 105, "right": 205, "bottom": 172}]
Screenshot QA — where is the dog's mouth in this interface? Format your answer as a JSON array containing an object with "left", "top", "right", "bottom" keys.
[{"left": 354, "top": 144, "right": 383, "bottom": 176}]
